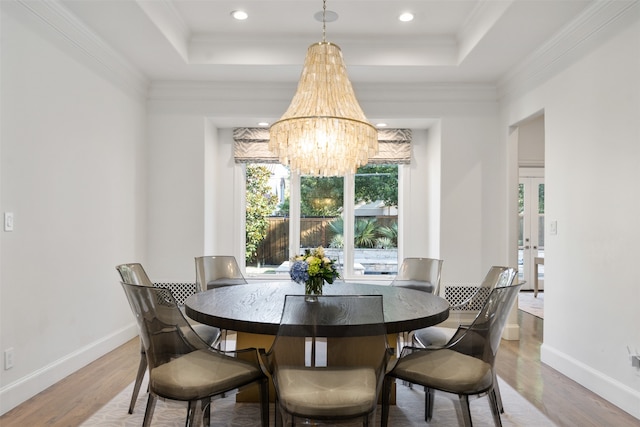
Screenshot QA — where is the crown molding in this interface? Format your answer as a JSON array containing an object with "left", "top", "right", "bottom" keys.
[
  {"left": 497, "top": 0, "right": 640, "bottom": 102},
  {"left": 148, "top": 80, "right": 498, "bottom": 104},
  {"left": 9, "top": 0, "right": 149, "bottom": 97}
]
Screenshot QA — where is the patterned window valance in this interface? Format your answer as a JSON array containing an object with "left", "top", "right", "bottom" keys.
[{"left": 233, "top": 127, "right": 411, "bottom": 165}]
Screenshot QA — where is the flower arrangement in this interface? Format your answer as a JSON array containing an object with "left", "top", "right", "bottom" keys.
[{"left": 289, "top": 246, "right": 340, "bottom": 296}]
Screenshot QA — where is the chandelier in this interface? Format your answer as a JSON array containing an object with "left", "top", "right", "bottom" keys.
[{"left": 269, "top": 0, "right": 378, "bottom": 177}]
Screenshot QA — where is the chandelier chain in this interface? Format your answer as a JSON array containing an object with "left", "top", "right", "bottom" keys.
[{"left": 322, "top": 0, "right": 327, "bottom": 42}]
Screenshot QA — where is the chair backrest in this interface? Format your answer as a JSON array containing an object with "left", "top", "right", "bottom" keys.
[
  {"left": 481, "top": 266, "right": 518, "bottom": 289},
  {"left": 448, "top": 283, "right": 522, "bottom": 365},
  {"left": 391, "top": 257, "right": 443, "bottom": 294},
  {"left": 116, "top": 263, "right": 154, "bottom": 287},
  {"left": 194, "top": 256, "right": 247, "bottom": 292},
  {"left": 266, "top": 295, "right": 390, "bottom": 406},
  {"left": 119, "top": 282, "right": 209, "bottom": 371},
  {"left": 453, "top": 266, "right": 517, "bottom": 311}
]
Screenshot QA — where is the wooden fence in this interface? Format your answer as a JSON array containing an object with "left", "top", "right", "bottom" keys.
[{"left": 254, "top": 216, "right": 396, "bottom": 266}]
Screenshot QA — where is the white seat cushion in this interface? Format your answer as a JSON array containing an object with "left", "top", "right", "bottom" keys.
[
  {"left": 276, "top": 366, "right": 378, "bottom": 417},
  {"left": 151, "top": 349, "right": 261, "bottom": 400},
  {"left": 392, "top": 349, "right": 492, "bottom": 394}
]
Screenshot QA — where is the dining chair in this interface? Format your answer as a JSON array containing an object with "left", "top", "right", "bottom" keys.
[
  {"left": 194, "top": 255, "right": 247, "bottom": 351},
  {"left": 390, "top": 257, "right": 443, "bottom": 294},
  {"left": 390, "top": 257, "right": 444, "bottom": 354},
  {"left": 261, "top": 295, "right": 393, "bottom": 427},
  {"left": 382, "top": 282, "right": 523, "bottom": 427},
  {"left": 412, "top": 266, "right": 517, "bottom": 348},
  {"left": 411, "top": 266, "right": 517, "bottom": 413},
  {"left": 194, "top": 255, "right": 247, "bottom": 292},
  {"left": 116, "top": 263, "right": 221, "bottom": 414},
  {"left": 119, "top": 282, "right": 269, "bottom": 427}
]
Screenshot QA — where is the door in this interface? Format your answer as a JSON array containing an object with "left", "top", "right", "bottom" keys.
[{"left": 518, "top": 175, "right": 544, "bottom": 290}]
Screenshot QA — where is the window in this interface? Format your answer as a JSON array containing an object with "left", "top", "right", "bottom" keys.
[
  {"left": 245, "top": 163, "right": 399, "bottom": 279},
  {"left": 235, "top": 127, "right": 410, "bottom": 279}
]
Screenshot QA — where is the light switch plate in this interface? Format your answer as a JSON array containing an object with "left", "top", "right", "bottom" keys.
[
  {"left": 4, "top": 212, "right": 14, "bottom": 232},
  {"left": 549, "top": 220, "right": 557, "bottom": 235}
]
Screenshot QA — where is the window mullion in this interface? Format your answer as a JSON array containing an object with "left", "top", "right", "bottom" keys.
[
  {"left": 343, "top": 173, "right": 355, "bottom": 278},
  {"left": 289, "top": 171, "right": 301, "bottom": 259}
]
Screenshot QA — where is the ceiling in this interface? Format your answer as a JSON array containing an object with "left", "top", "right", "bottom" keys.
[
  {"left": 60, "top": 0, "right": 594, "bottom": 85},
  {"left": 54, "top": 0, "right": 604, "bottom": 127}
]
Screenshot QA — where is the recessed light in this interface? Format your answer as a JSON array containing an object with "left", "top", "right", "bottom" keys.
[
  {"left": 376, "top": 123, "right": 388, "bottom": 128},
  {"left": 231, "top": 10, "right": 248, "bottom": 20},
  {"left": 398, "top": 12, "right": 414, "bottom": 22},
  {"left": 258, "top": 122, "right": 270, "bottom": 127}
]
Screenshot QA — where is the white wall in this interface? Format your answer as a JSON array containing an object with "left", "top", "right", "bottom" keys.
[
  {"left": 518, "top": 115, "right": 545, "bottom": 167},
  {"left": 501, "top": 17, "right": 640, "bottom": 419},
  {"left": 0, "top": 6, "right": 147, "bottom": 413}
]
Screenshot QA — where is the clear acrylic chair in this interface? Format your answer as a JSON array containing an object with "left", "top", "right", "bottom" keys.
[
  {"left": 390, "top": 257, "right": 444, "bottom": 353},
  {"left": 194, "top": 255, "right": 247, "bottom": 292},
  {"left": 194, "top": 255, "right": 247, "bottom": 350},
  {"left": 413, "top": 266, "right": 517, "bottom": 348},
  {"left": 390, "top": 257, "right": 443, "bottom": 294},
  {"left": 412, "top": 266, "right": 517, "bottom": 412},
  {"left": 382, "top": 282, "right": 523, "bottom": 427},
  {"left": 261, "top": 295, "right": 392, "bottom": 427},
  {"left": 119, "top": 282, "right": 269, "bottom": 427},
  {"left": 116, "top": 263, "right": 221, "bottom": 414}
]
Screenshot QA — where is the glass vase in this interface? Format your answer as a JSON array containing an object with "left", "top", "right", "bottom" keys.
[{"left": 304, "top": 276, "right": 324, "bottom": 302}]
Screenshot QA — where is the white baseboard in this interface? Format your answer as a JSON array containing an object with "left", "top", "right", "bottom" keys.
[
  {"left": 0, "top": 324, "right": 138, "bottom": 416},
  {"left": 541, "top": 343, "right": 640, "bottom": 420}
]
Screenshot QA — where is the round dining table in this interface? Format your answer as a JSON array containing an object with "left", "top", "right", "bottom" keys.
[
  {"left": 184, "top": 280, "right": 450, "bottom": 335},
  {"left": 185, "top": 280, "right": 449, "bottom": 404}
]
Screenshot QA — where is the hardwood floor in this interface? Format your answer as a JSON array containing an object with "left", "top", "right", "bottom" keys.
[{"left": 1, "top": 309, "right": 638, "bottom": 426}]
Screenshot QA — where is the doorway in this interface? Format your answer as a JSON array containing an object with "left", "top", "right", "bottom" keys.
[{"left": 518, "top": 172, "right": 544, "bottom": 291}]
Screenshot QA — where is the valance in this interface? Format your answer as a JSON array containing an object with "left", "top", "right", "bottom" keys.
[{"left": 233, "top": 127, "right": 411, "bottom": 165}]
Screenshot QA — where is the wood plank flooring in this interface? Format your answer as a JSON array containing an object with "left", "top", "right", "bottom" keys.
[{"left": 1, "top": 309, "right": 638, "bottom": 426}]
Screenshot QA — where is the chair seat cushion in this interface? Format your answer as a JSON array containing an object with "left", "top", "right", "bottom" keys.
[
  {"left": 391, "top": 349, "right": 492, "bottom": 394},
  {"left": 276, "top": 367, "right": 378, "bottom": 417},
  {"left": 150, "top": 349, "right": 261, "bottom": 400}
]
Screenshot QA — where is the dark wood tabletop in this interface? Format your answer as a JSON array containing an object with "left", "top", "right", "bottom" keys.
[{"left": 184, "top": 281, "right": 450, "bottom": 335}]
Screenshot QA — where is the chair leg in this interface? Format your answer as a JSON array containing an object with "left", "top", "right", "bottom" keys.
[
  {"left": 186, "top": 401, "right": 195, "bottom": 427},
  {"left": 201, "top": 398, "right": 211, "bottom": 427},
  {"left": 425, "top": 387, "right": 435, "bottom": 422},
  {"left": 458, "top": 394, "right": 473, "bottom": 427},
  {"left": 259, "top": 378, "right": 269, "bottom": 427},
  {"left": 129, "top": 351, "right": 147, "bottom": 414},
  {"left": 187, "top": 399, "right": 204, "bottom": 427},
  {"left": 381, "top": 377, "right": 392, "bottom": 427},
  {"left": 493, "top": 372, "right": 504, "bottom": 413},
  {"left": 488, "top": 388, "right": 503, "bottom": 427},
  {"left": 142, "top": 393, "right": 157, "bottom": 427}
]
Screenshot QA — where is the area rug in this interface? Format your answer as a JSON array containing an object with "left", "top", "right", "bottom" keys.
[
  {"left": 81, "top": 376, "right": 556, "bottom": 426},
  {"left": 518, "top": 291, "right": 544, "bottom": 319}
]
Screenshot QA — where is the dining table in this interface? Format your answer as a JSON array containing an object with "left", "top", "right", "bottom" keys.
[
  {"left": 185, "top": 280, "right": 450, "bottom": 336},
  {"left": 184, "top": 280, "right": 450, "bottom": 402}
]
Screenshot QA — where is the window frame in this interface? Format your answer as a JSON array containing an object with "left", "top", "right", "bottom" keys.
[{"left": 240, "top": 163, "right": 407, "bottom": 281}]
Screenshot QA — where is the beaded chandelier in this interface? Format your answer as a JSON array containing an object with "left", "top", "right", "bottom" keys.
[{"left": 269, "top": 0, "right": 378, "bottom": 176}]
